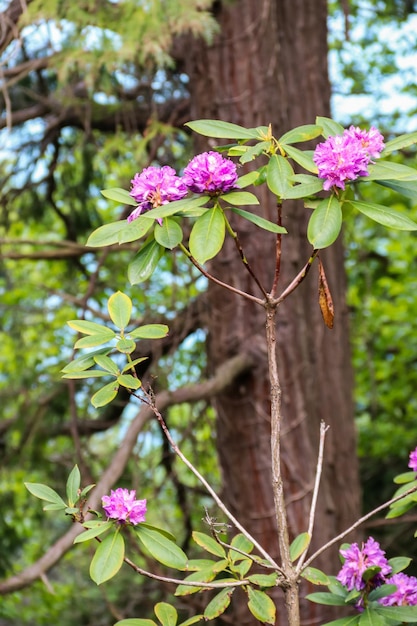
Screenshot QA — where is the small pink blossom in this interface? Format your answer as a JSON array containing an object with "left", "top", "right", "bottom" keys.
[
  {"left": 128, "top": 166, "right": 188, "bottom": 222},
  {"left": 408, "top": 446, "right": 417, "bottom": 472},
  {"left": 183, "top": 151, "right": 239, "bottom": 195},
  {"left": 313, "top": 125, "right": 385, "bottom": 191},
  {"left": 102, "top": 488, "right": 147, "bottom": 525},
  {"left": 337, "top": 537, "right": 391, "bottom": 592},
  {"left": 379, "top": 573, "right": 417, "bottom": 606}
]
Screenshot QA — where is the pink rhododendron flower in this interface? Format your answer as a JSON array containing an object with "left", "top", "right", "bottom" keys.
[
  {"left": 102, "top": 488, "right": 147, "bottom": 525},
  {"left": 183, "top": 151, "right": 239, "bottom": 194},
  {"left": 379, "top": 573, "right": 417, "bottom": 606},
  {"left": 337, "top": 537, "right": 391, "bottom": 592},
  {"left": 313, "top": 126, "right": 385, "bottom": 191},
  {"left": 128, "top": 166, "right": 188, "bottom": 222},
  {"left": 409, "top": 446, "right": 417, "bottom": 472}
]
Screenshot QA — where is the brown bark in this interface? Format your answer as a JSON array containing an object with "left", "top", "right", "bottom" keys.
[{"left": 182, "top": 0, "right": 361, "bottom": 624}]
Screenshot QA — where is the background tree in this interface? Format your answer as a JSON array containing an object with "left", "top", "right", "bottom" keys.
[{"left": 1, "top": 1, "right": 417, "bottom": 625}]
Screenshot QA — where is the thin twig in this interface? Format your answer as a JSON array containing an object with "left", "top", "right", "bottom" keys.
[
  {"left": 179, "top": 243, "right": 264, "bottom": 306},
  {"left": 296, "top": 421, "right": 329, "bottom": 572},
  {"left": 270, "top": 203, "right": 282, "bottom": 298},
  {"left": 274, "top": 249, "right": 319, "bottom": 305},
  {"left": 303, "top": 483, "right": 417, "bottom": 571},
  {"left": 222, "top": 210, "right": 269, "bottom": 299},
  {"left": 141, "top": 392, "right": 282, "bottom": 572}
]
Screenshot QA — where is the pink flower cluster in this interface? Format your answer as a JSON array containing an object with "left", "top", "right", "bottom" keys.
[
  {"left": 337, "top": 534, "right": 417, "bottom": 609},
  {"left": 380, "top": 572, "right": 417, "bottom": 607},
  {"left": 337, "top": 536, "right": 391, "bottom": 592},
  {"left": 127, "top": 152, "right": 238, "bottom": 222},
  {"left": 313, "top": 125, "right": 385, "bottom": 191},
  {"left": 409, "top": 445, "right": 417, "bottom": 472},
  {"left": 102, "top": 488, "right": 147, "bottom": 525}
]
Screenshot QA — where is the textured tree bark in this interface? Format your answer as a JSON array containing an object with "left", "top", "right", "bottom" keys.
[{"left": 182, "top": 0, "right": 361, "bottom": 624}]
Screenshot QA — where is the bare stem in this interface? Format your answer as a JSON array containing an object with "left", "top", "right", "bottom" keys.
[
  {"left": 265, "top": 305, "right": 291, "bottom": 570},
  {"left": 303, "top": 483, "right": 417, "bottom": 570},
  {"left": 141, "top": 392, "right": 282, "bottom": 571},
  {"left": 296, "top": 421, "right": 329, "bottom": 572},
  {"left": 179, "top": 243, "right": 264, "bottom": 306},
  {"left": 270, "top": 203, "right": 282, "bottom": 298},
  {"left": 274, "top": 249, "right": 319, "bottom": 305},
  {"left": 222, "top": 209, "right": 269, "bottom": 299}
]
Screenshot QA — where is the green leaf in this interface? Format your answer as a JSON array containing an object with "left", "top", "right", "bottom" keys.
[
  {"left": 368, "top": 584, "right": 397, "bottom": 602},
  {"left": 136, "top": 525, "right": 188, "bottom": 570},
  {"left": 279, "top": 124, "right": 323, "bottom": 145},
  {"left": 366, "top": 160, "right": 417, "bottom": 181},
  {"left": 192, "top": 531, "right": 226, "bottom": 558},
  {"left": 91, "top": 382, "right": 119, "bottom": 408},
  {"left": 230, "top": 207, "right": 287, "bottom": 234},
  {"left": 73, "top": 521, "right": 113, "bottom": 543},
  {"left": 154, "top": 218, "right": 183, "bottom": 249},
  {"left": 134, "top": 523, "right": 177, "bottom": 542},
  {"left": 62, "top": 370, "right": 109, "bottom": 379},
  {"left": 143, "top": 196, "right": 210, "bottom": 220},
  {"left": 114, "top": 617, "right": 157, "bottom": 626},
  {"left": 377, "top": 178, "right": 417, "bottom": 200},
  {"left": 247, "top": 588, "right": 276, "bottom": 625},
  {"left": 301, "top": 567, "right": 330, "bottom": 586},
  {"left": 185, "top": 559, "right": 217, "bottom": 571},
  {"left": 306, "top": 592, "right": 348, "bottom": 606},
  {"left": 348, "top": 200, "right": 417, "bottom": 231},
  {"left": 108, "top": 291, "right": 132, "bottom": 329},
  {"left": 185, "top": 119, "right": 261, "bottom": 140},
  {"left": 237, "top": 171, "right": 261, "bottom": 188},
  {"left": 67, "top": 320, "right": 111, "bottom": 335},
  {"left": 267, "top": 154, "right": 294, "bottom": 198},
  {"left": 307, "top": 196, "right": 343, "bottom": 248},
  {"left": 382, "top": 131, "right": 417, "bottom": 155},
  {"left": 358, "top": 608, "right": 386, "bottom": 626},
  {"left": 116, "top": 338, "right": 136, "bottom": 353},
  {"left": 290, "top": 532, "right": 311, "bottom": 561},
  {"left": 315, "top": 116, "right": 345, "bottom": 138},
  {"left": 239, "top": 141, "right": 270, "bottom": 164},
  {"left": 101, "top": 187, "right": 138, "bottom": 206},
  {"left": 178, "top": 616, "right": 203, "bottom": 626},
  {"left": 93, "top": 355, "right": 120, "bottom": 375},
  {"left": 388, "top": 556, "right": 412, "bottom": 574},
  {"left": 43, "top": 502, "right": 70, "bottom": 511},
  {"left": 230, "top": 558, "right": 251, "bottom": 578},
  {"left": 321, "top": 618, "right": 360, "bottom": 626},
  {"left": 122, "top": 357, "right": 148, "bottom": 373},
  {"left": 25, "top": 483, "right": 67, "bottom": 508},
  {"left": 74, "top": 332, "right": 115, "bottom": 349},
  {"left": 90, "top": 531, "right": 125, "bottom": 585},
  {"left": 86, "top": 220, "right": 130, "bottom": 247},
  {"left": 154, "top": 602, "right": 178, "bottom": 626},
  {"left": 374, "top": 605, "right": 417, "bottom": 622},
  {"left": 117, "top": 218, "right": 154, "bottom": 244},
  {"left": 128, "top": 240, "right": 164, "bottom": 284},
  {"left": 129, "top": 324, "right": 169, "bottom": 339},
  {"left": 189, "top": 205, "right": 225, "bottom": 264},
  {"left": 117, "top": 374, "right": 141, "bottom": 389},
  {"left": 284, "top": 145, "right": 318, "bottom": 173},
  {"left": 204, "top": 588, "right": 235, "bottom": 620},
  {"left": 220, "top": 191, "right": 259, "bottom": 206},
  {"left": 229, "top": 533, "right": 254, "bottom": 561},
  {"left": 285, "top": 175, "right": 324, "bottom": 198},
  {"left": 174, "top": 568, "right": 217, "bottom": 596},
  {"left": 393, "top": 471, "right": 416, "bottom": 484},
  {"left": 61, "top": 348, "right": 111, "bottom": 373},
  {"left": 66, "top": 465, "right": 81, "bottom": 507},
  {"left": 247, "top": 573, "right": 279, "bottom": 587}
]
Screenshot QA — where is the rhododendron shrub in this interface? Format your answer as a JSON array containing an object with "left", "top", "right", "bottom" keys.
[{"left": 26, "top": 118, "right": 417, "bottom": 626}]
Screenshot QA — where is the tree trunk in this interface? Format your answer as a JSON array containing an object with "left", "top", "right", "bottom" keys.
[{"left": 183, "top": 0, "right": 361, "bottom": 624}]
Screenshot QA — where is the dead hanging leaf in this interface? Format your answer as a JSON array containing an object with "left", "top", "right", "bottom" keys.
[{"left": 318, "top": 257, "right": 334, "bottom": 329}]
